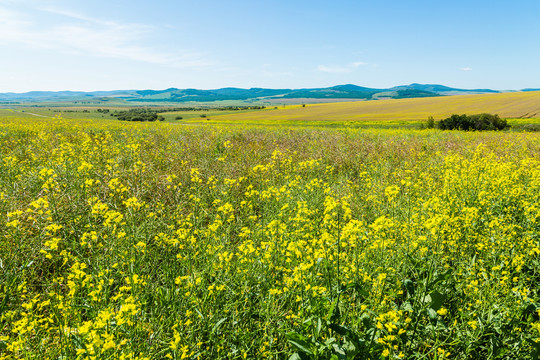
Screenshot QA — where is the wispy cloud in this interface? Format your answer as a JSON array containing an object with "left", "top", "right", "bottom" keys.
[
  {"left": 351, "top": 61, "right": 367, "bottom": 68},
  {"left": 39, "top": 6, "right": 126, "bottom": 27},
  {"left": 317, "top": 61, "right": 368, "bottom": 73},
  {"left": 0, "top": 4, "right": 212, "bottom": 68},
  {"left": 460, "top": 67, "right": 473, "bottom": 71}
]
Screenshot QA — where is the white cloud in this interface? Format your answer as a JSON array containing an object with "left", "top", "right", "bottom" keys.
[
  {"left": 40, "top": 6, "right": 127, "bottom": 27},
  {"left": 0, "top": 4, "right": 212, "bottom": 68},
  {"left": 460, "top": 67, "right": 473, "bottom": 71},
  {"left": 351, "top": 61, "right": 367, "bottom": 67},
  {"left": 317, "top": 61, "right": 368, "bottom": 73}
]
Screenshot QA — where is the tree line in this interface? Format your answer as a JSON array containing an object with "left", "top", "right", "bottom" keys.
[{"left": 113, "top": 109, "right": 164, "bottom": 122}]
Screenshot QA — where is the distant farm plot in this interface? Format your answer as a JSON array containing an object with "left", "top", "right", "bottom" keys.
[{"left": 205, "top": 91, "right": 540, "bottom": 124}]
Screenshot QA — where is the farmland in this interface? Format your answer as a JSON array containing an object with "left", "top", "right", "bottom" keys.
[
  {"left": 3, "top": 91, "right": 540, "bottom": 131},
  {"left": 199, "top": 91, "right": 540, "bottom": 126},
  {"left": 1, "top": 113, "right": 540, "bottom": 359}
]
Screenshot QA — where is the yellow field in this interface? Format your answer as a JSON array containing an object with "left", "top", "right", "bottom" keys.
[
  {"left": 3, "top": 117, "right": 540, "bottom": 358},
  {"left": 208, "top": 91, "right": 540, "bottom": 123}
]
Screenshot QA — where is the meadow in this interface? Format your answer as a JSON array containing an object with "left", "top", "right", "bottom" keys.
[{"left": 1, "top": 115, "right": 540, "bottom": 359}]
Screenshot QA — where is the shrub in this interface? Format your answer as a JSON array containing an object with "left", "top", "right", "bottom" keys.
[
  {"left": 437, "top": 113, "right": 509, "bottom": 131},
  {"left": 113, "top": 108, "right": 159, "bottom": 122}
]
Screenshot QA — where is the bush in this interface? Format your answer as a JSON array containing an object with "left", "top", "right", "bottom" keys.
[
  {"left": 437, "top": 113, "right": 509, "bottom": 131},
  {"left": 113, "top": 109, "right": 159, "bottom": 122}
]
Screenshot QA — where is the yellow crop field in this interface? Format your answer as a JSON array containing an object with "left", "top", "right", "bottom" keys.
[
  {"left": 206, "top": 91, "right": 540, "bottom": 124},
  {"left": 2, "top": 117, "right": 540, "bottom": 359}
]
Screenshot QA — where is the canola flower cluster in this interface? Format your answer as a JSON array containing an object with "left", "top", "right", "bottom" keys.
[{"left": 1, "top": 117, "right": 540, "bottom": 359}]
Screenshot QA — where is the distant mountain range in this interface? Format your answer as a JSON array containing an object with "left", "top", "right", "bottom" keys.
[{"left": 0, "top": 84, "right": 523, "bottom": 104}]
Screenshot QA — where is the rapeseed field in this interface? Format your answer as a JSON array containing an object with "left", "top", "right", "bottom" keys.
[
  {"left": 1, "top": 117, "right": 540, "bottom": 359},
  {"left": 203, "top": 91, "right": 540, "bottom": 124}
]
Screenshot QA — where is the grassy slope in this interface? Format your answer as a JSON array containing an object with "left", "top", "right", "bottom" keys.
[{"left": 206, "top": 91, "right": 540, "bottom": 124}]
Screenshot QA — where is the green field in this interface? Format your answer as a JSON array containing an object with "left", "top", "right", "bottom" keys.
[{"left": 0, "top": 107, "right": 270, "bottom": 123}]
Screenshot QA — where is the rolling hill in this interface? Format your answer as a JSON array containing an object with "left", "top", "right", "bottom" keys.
[
  {"left": 206, "top": 91, "right": 540, "bottom": 123},
  {"left": 0, "top": 84, "right": 508, "bottom": 104}
]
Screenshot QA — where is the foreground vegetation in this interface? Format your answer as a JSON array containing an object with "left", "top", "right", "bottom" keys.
[{"left": 1, "top": 117, "right": 540, "bottom": 359}]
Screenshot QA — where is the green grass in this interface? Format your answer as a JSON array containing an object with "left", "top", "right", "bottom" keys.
[{"left": 158, "top": 109, "right": 271, "bottom": 122}]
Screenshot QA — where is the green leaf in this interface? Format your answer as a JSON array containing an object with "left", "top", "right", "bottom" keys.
[
  {"left": 401, "top": 302, "right": 413, "bottom": 312},
  {"left": 289, "top": 353, "right": 302, "bottom": 360},
  {"left": 360, "top": 313, "right": 373, "bottom": 328},
  {"left": 328, "top": 298, "right": 341, "bottom": 323},
  {"left": 287, "top": 332, "right": 313, "bottom": 355},
  {"left": 195, "top": 308, "right": 205, "bottom": 320},
  {"left": 427, "top": 308, "right": 438, "bottom": 320},
  {"left": 428, "top": 290, "right": 445, "bottom": 311},
  {"left": 211, "top": 317, "right": 227, "bottom": 334},
  {"left": 343, "top": 339, "right": 361, "bottom": 355},
  {"left": 521, "top": 303, "right": 536, "bottom": 317},
  {"left": 329, "top": 323, "right": 351, "bottom": 337},
  {"left": 324, "top": 337, "right": 337, "bottom": 346},
  {"left": 332, "top": 343, "right": 347, "bottom": 359},
  {"left": 343, "top": 282, "right": 369, "bottom": 298},
  {"left": 288, "top": 340, "right": 313, "bottom": 355},
  {"left": 316, "top": 317, "right": 322, "bottom": 337},
  {"left": 404, "top": 279, "right": 415, "bottom": 296}
]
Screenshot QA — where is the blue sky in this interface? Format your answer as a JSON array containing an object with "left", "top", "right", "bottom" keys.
[{"left": 0, "top": 0, "right": 539, "bottom": 92}]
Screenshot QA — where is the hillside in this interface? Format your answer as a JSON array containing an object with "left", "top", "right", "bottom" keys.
[
  {"left": 207, "top": 91, "right": 540, "bottom": 123},
  {"left": 390, "top": 83, "right": 499, "bottom": 95},
  {"left": 0, "top": 84, "right": 504, "bottom": 104}
]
